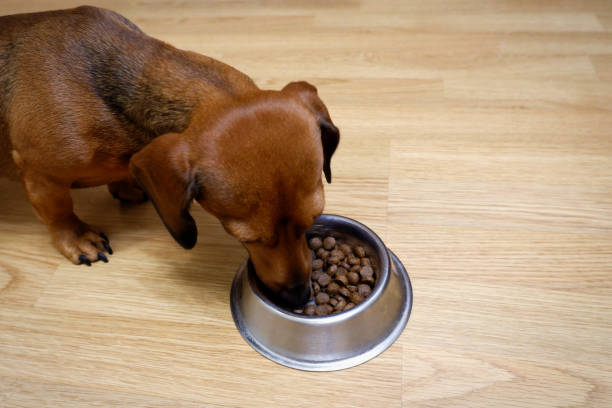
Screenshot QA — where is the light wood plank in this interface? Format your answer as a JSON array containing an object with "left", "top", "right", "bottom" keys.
[
  {"left": 1, "top": 1, "right": 612, "bottom": 407},
  {"left": 0, "top": 305, "right": 403, "bottom": 408}
]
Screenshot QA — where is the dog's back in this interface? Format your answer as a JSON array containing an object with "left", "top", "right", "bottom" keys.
[
  {"left": 0, "top": 6, "right": 257, "bottom": 181},
  {"left": 0, "top": 6, "right": 146, "bottom": 178}
]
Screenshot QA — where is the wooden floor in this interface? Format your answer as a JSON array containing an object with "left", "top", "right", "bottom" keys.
[{"left": 1, "top": 0, "right": 612, "bottom": 407}]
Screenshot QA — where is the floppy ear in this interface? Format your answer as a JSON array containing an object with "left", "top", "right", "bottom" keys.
[
  {"left": 129, "top": 133, "right": 199, "bottom": 249},
  {"left": 283, "top": 81, "right": 340, "bottom": 183},
  {"left": 319, "top": 119, "right": 340, "bottom": 183}
]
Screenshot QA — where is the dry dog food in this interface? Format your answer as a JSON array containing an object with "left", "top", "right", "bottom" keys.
[{"left": 293, "top": 233, "right": 377, "bottom": 316}]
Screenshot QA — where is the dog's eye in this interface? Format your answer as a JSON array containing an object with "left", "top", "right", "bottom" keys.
[
  {"left": 243, "top": 233, "right": 278, "bottom": 247},
  {"left": 243, "top": 238, "right": 261, "bottom": 245},
  {"left": 261, "top": 234, "right": 279, "bottom": 247}
]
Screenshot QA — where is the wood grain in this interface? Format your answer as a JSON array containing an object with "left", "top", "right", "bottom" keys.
[{"left": 1, "top": 1, "right": 611, "bottom": 407}]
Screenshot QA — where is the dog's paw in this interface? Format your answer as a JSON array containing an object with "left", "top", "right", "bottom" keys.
[
  {"left": 51, "top": 226, "right": 113, "bottom": 266},
  {"left": 108, "top": 180, "right": 148, "bottom": 204}
]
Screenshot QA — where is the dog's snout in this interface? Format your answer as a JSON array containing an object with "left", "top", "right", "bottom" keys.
[
  {"left": 245, "top": 229, "right": 313, "bottom": 308},
  {"left": 278, "top": 280, "right": 312, "bottom": 308}
]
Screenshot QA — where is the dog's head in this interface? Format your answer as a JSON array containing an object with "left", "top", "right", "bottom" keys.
[{"left": 129, "top": 82, "right": 339, "bottom": 307}]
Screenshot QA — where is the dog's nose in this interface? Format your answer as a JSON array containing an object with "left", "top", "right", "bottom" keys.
[{"left": 277, "top": 280, "right": 312, "bottom": 308}]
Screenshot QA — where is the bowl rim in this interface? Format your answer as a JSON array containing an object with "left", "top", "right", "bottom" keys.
[
  {"left": 246, "top": 213, "right": 391, "bottom": 324},
  {"left": 231, "top": 249, "right": 413, "bottom": 371}
]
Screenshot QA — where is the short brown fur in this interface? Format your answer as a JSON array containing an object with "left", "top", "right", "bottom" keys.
[{"left": 0, "top": 6, "right": 339, "bottom": 307}]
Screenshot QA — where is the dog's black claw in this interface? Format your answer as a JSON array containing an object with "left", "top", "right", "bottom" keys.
[
  {"left": 98, "top": 252, "right": 109, "bottom": 263},
  {"left": 78, "top": 254, "right": 91, "bottom": 266},
  {"left": 103, "top": 241, "right": 113, "bottom": 255},
  {"left": 99, "top": 232, "right": 109, "bottom": 242}
]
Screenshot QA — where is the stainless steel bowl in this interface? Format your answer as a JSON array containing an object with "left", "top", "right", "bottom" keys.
[{"left": 230, "top": 214, "right": 412, "bottom": 371}]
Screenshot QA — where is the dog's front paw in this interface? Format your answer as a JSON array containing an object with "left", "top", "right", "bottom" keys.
[{"left": 50, "top": 223, "right": 113, "bottom": 266}]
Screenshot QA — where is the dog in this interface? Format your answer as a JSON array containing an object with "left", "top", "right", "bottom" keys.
[{"left": 0, "top": 6, "right": 339, "bottom": 307}]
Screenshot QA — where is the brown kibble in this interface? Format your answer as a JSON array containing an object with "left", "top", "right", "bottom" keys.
[
  {"left": 323, "top": 236, "right": 336, "bottom": 250},
  {"left": 315, "top": 304, "right": 333, "bottom": 316},
  {"left": 304, "top": 304, "right": 316, "bottom": 316},
  {"left": 317, "top": 273, "right": 331, "bottom": 287},
  {"left": 316, "top": 292, "right": 330, "bottom": 305},
  {"left": 335, "top": 275, "right": 349, "bottom": 286},
  {"left": 360, "top": 265, "right": 375, "bottom": 285},
  {"left": 347, "top": 271, "right": 360, "bottom": 284},
  {"left": 350, "top": 291, "right": 363, "bottom": 304},
  {"left": 285, "top": 235, "right": 378, "bottom": 316},
  {"left": 360, "top": 265, "right": 374, "bottom": 279},
  {"left": 309, "top": 237, "right": 323, "bottom": 250},
  {"left": 343, "top": 302, "right": 355, "bottom": 311},
  {"left": 358, "top": 283, "right": 372, "bottom": 298},
  {"left": 362, "top": 275, "right": 375, "bottom": 285},
  {"left": 327, "top": 281, "right": 340, "bottom": 296},
  {"left": 311, "top": 258, "right": 324, "bottom": 270},
  {"left": 348, "top": 256, "right": 360, "bottom": 265},
  {"left": 339, "top": 244, "right": 352, "bottom": 256},
  {"left": 327, "top": 255, "right": 341, "bottom": 265},
  {"left": 330, "top": 249, "right": 345, "bottom": 260}
]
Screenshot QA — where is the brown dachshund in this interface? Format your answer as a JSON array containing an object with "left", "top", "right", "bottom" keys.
[{"left": 0, "top": 6, "right": 339, "bottom": 307}]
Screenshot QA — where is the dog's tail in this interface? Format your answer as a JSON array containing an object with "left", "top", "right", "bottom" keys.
[
  {"left": 0, "top": 121, "right": 18, "bottom": 180},
  {"left": 0, "top": 34, "right": 18, "bottom": 180}
]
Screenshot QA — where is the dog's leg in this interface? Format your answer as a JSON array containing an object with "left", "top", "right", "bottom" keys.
[
  {"left": 22, "top": 171, "right": 112, "bottom": 265},
  {"left": 108, "top": 179, "right": 147, "bottom": 203}
]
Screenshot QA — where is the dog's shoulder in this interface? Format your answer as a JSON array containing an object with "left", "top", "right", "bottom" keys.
[
  {"left": 71, "top": 6, "right": 143, "bottom": 35},
  {"left": 0, "top": 6, "right": 141, "bottom": 38}
]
